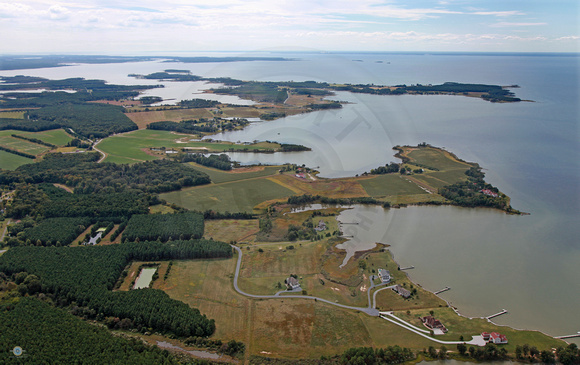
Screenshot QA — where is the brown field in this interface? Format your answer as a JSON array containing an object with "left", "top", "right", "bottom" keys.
[
  {"left": 204, "top": 219, "right": 260, "bottom": 243},
  {"left": 125, "top": 108, "right": 214, "bottom": 129},
  {"left": 161, "top": 256, "right": 437, "bottom": 360},
  {"left": 269, "top": 174, "right": 368, "bottom": 198}
]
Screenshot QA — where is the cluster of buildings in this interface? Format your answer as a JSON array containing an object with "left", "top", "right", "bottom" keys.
[{"left": 481, "top": 189, "right": 499, "bottom": 198}]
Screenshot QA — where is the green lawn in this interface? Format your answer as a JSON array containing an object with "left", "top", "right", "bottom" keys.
[
  {"left": 0, "top": 111, "right": 26, "bottom": 119},
  {"left": 98, "top": 129, "right": 286, "bottom": 164},
  {"left": 407, "top": 148, "right": 471, "bottom": 171},
  {"left": 0, "top": 129, "right": 73, "bottom": 147},
  {"left": 160, "top": 177, "right": 295, "bottom": 213},
  {"left": 0, "top": 150, "right": 34, "bottom": 170},
  {"left": 359, "top": 174, "right": 428, "bottom": 197},
  {"left": 187, "top": 163, "right": 281, "bottom": 183},
  {"left": 394, "top": 307, "right": 566, "bottom": 352}
]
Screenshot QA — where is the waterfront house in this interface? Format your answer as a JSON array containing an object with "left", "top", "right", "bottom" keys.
[
  {"left": 377, "top": 268, "right": 391, "bottom": 283},
  {"left": 392, "top": 284, "right": 411, "bottom": 298},
  {"left": 286, "top": 277, "right": 300, "bottom": 290},
  {"left": 489, "top": 332, "right": 508, "bottom": 344},
  {"left": 421, "top": 316, "right": 448, "bottom": 333},
  {"left": 315, "top": 220, "right": 327, "bottom": 232}
]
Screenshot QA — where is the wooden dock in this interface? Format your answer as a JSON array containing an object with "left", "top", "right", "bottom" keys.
[
  {"left": 486, "top": 309, "right": 508, "bottom": 320},
  {"left": 399, "top": 266, "right": 414, "bottom": 270},
  {"left": 434, "top": 287, "right": 450, "bottom": 294},
  {"left": 339, "top": 222, "right": 359, "bottom": 225},
  {"left": 555, "top": 332, "right": 580, "bottom": 339}
]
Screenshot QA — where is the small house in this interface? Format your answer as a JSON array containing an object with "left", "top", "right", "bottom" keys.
[
  {"left": 377, "top": 269, "right": 391, "bottom": 283},
  {"left": 481, "top": 332, "right": 490, "bottom": 341},
  {"left": 315, "top": 220, "right": 327, "bottom": 232},
  {"left": 392, "top": 284, "right": 411, "bottom": 298},
  {"left": 286, "top": 277, "right": 300, "bottom": 290}
]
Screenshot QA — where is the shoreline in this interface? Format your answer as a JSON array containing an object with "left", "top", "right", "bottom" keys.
[{"left": 388, "top": 249, "right": 568, "bottom": 345}]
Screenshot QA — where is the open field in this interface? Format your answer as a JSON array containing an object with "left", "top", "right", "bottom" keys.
[
  {"left": 0, "top": 111, "right": 26, "bottom": 119},
  {"left": 98, "top": 129, "right": 291, "bottom": 164},
  {"left": 0, "top": 129, "right": 73, "bottom": 147},
  {"left": 204, "top": 219, "right": 260, "bottom": 243},
  {"left": 161, "top": 256, "right": 437, "bottom": 359},
  {"left": 125, "top": 108, "right": 214, "bottom": 129},
  {"left": 188, "top": 163, "right": 282, "bottom": 183},
  {"left": 0, "top": 134, "right": 50, "bottom": 155},
  {"left": 161, "top": 177, "right": 296, "bottom": 213},
  {"left": 269, "top": 174, "right": 369, "bottom": 198},
  {"left": 359, "top": 174, "right": 428, "bottom": 197},
  {"left": 0, "top": 150, "right": 33, "bottom": 170}
]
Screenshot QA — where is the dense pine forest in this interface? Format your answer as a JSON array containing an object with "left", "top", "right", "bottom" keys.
[
  {"left": 122, "top": 212, "right": 205, "bottom": 242},
  {"left": 0, "top": 240, "right": 232, "bottom": 338},
  {"left": 0, "top": 298, "right": 180, "bottom": 364}
]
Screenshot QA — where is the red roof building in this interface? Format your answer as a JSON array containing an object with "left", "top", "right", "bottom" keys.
[
  {"left": 421, "top": 316, "right": 448, "bottom": 333},
  {"left": 489, "top": 332, "right": 508, "bottom": 344}
]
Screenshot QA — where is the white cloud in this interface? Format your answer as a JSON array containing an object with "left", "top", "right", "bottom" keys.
[
  {"left": 47, "top": 5, "right": 71, "bottom": 20},
  {"left": 490, "top": 22, "right": 547, "bottom": 28},
  {"left": 471, "top": 11, "right": 524, "bottom": 17}
]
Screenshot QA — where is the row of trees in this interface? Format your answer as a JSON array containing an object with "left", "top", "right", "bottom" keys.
[
  {"left": 178, "top": 153, "right": 233, "bottom": 170},
  {"left": 122, "top": 212, "right": 205, "bottom": 243},
  {"left": 0, "top": 145, "right": 35, "bottom": 159},
  {"left": 341, "top": 346, "right": 415, "bottom": 365},
  {"left": 0, "top": 240, "right": 232, "bottom": 337},
  {"left": 287, "top": 194, "right": 388, "bottom": 208},
  {"left": 11, "top": 134, "right": 56, "bottom": 148}
]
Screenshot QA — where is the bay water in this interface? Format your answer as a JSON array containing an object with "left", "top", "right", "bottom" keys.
[{"left": 1, "top": 52, "right": 578, "bottom": 341}]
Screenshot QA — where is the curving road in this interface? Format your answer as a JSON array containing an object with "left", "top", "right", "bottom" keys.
[
  {"left": 231, "top": 245, "right": 380, "bottom": 316},
  {"left": 230, "top": 244, "right": 486, "bottom": 346}
]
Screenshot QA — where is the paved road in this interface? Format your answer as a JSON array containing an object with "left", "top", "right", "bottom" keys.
[
  {"left": 230, "top": 245, "right": 486, "bottom": 346},
  {"left": 231, "top": 245, "right": 380, "bottom": 316}
]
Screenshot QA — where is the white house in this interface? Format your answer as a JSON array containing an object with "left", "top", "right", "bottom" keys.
[{"left": 377, "top": 268, "right": 391, "bottom": 283}]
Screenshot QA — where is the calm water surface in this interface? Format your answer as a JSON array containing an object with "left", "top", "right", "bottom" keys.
[{"left": 1, "top": 52, "right": 578, "bottom": 342}]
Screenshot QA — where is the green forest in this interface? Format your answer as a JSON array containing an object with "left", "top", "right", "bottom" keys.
[
  {"left": 122, "top": 212, "right": 205, "bottom": 242},
  {"left": 0, "top": 298, "right": 179, "bottom": 364},
  {"left": 0, "top": 240, "right": 232, "bottom": 338}
]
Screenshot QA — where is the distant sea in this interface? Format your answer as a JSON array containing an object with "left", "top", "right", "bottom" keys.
[{"left": 1, "top": 51, "right": 578, "bottom": 343}]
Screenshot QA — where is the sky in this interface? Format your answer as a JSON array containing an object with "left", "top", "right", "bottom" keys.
[{"left": 1, "top": 0, "right": 579, "bottom": 54}]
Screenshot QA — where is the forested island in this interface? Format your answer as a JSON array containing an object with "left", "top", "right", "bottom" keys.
[{"left": 130, "top": 69, "right": 523, "bottom": 103}]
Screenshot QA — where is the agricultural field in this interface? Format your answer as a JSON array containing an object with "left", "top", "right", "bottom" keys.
[
  {"left": 204, "top": 219, "right": 260, "bottom": 243},
  {"left": 98, "top": 129, "right": 290, "bottom": 164},
  {"left": 0, "top": 111, "right": 26, "bottom": 119},
  {"left": 161, "top": 177, "right": 296, "bottom": 213},
  {"left": 0, "top": 133, "right": 50, "bottom": 155},
  {"left": 187, "top": 163, "right": 282, "bottom": 184},
  {"left": 0, "top": 149, "right": 33, "bottom": 170},
  {"left": 359, "top": 174, "right": 428, "bottom": 197},
  {"left": 125, "top": 108, "right": 214, "bottom": 129}
]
